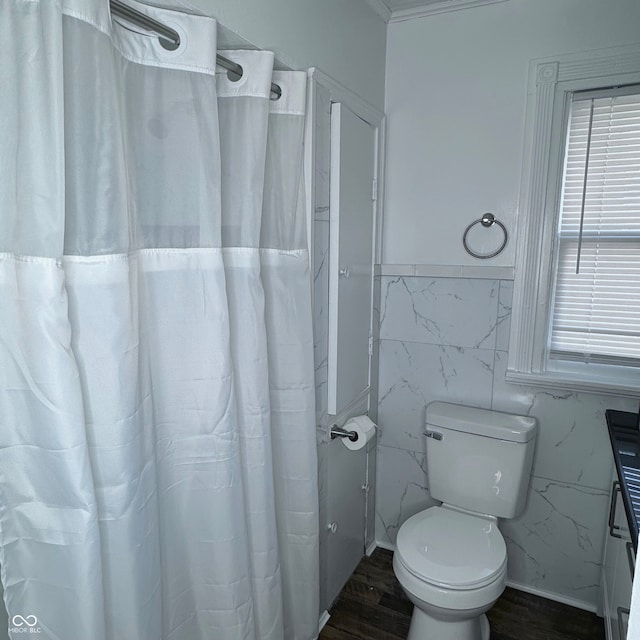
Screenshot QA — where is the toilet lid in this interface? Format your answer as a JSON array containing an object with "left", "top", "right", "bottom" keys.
[{"left": 395, "top": 507, "right": 506, "bottom": 590}]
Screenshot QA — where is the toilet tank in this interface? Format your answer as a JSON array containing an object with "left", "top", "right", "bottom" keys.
[{"left": 425, "top": 402, "right": 537, "bottom": 519}]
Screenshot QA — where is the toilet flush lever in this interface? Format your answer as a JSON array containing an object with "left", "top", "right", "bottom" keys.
[{"left": 425, "top": 430, "right": 443, "bottom": 441}]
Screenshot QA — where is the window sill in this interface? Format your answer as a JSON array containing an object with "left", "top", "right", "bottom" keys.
[{"left": 505, "top": 366, "right": 640, "bottom": 398}]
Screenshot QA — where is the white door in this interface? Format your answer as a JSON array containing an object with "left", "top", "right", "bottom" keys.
[{"left": 328, "top": 102, "right": 376, "bottom": 416}]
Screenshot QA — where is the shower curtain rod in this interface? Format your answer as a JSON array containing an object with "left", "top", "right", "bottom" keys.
[{"left": 109, "top": 0, "right": 282, "bottom": 99}]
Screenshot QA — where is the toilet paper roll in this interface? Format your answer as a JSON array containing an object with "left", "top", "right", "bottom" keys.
[{"left": 341, "top": 415, "right": 376, "bottom": 451}]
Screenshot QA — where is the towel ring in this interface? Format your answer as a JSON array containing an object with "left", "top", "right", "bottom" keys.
[{"left": 462, "top": 213, "right": 508, "bottom": 259}]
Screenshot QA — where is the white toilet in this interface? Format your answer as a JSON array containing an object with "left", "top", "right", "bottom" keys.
[{"left": 392, "top": 401, "right": 537, "bottom": 640}]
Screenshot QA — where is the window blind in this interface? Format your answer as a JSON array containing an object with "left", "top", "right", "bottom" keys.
[{"left": 550, "top": 88, "right": 640, "bottom": 364}]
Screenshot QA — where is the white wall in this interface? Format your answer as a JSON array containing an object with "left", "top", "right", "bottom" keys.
[
  {"left": 383, "top": 0, "right": 640, "bottom": 265},
  {"left": 179, "top": 0, "right": 387, "bottom": 110}
]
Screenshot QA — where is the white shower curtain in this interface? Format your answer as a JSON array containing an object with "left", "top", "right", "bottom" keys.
[{"left": 0, "top": 2, "right": 319, "bottom": 639}]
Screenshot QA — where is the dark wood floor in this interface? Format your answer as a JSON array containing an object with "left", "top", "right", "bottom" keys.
[{"left": 320, "top": 548, "right": 605, "bottom": 640}]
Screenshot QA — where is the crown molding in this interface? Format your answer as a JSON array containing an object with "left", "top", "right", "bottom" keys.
[
  {"left": 389, "top": 0, "right": 509, "bottom": 23},
  {"left": 363, "top": 0, "right": 392, "bottom": 22}
]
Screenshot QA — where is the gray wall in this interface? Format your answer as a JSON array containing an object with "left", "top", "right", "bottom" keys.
[
  {"left": 382, "top": 0, "right": 640, "bottom": 264},
  {"left": 169, "top": 0, "right": 388, "bottom": 111}
]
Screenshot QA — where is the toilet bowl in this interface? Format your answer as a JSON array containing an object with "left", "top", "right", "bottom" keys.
[
  {"left": 394, "top": 506, "right": 507, "bottom": 640},
  {"left": 392, "top": 402, "right": 537, "bottom": 640}
]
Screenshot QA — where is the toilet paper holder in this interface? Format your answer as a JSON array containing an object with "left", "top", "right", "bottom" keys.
[{"left": 330, "top": 424, "right": 359, "bottom": 442}]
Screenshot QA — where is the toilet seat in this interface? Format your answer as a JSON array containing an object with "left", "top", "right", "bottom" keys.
[{"left": 395, "top": 507, "right": 507, "bottom": 590}]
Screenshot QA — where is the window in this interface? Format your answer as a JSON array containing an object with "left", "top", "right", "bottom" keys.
[
  {"left": 550, "top": 87, "right": 640, "bottom": 365},
  {"left": 508, "top": 47, "right": 640, "bottom": 395}
]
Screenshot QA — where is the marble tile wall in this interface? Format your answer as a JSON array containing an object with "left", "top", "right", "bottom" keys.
[{"left": 374, "top": 273, "right": 637, "bottom": 610}]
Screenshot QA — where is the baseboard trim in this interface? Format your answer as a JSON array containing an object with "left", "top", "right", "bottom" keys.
[
  {"left": 374, "top": 539, "right": 395, "bottom": 552},
  {"left": 373, "top": 541, "right": 596, "bottom": 614},
  {"left": 366, "top": 540, "right": 378, "bottom": 557},
  {"left": 505, "top": 580, "right": 598, "bottom": 614},
  {"left": 318, "top": 610, "right": 331, "bottom": 634}
]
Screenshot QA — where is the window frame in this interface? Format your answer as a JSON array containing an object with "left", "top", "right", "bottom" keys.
[{"left": 508, "top": 45, "right": 640, "bottom": 397}]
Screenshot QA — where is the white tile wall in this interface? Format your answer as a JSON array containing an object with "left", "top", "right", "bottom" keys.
[
  {"left": 501, "top": 477, "right": 609, "bottom": 606},
  {"left": 375, "top": 445, "right": 437, "bottom": 548},
  {"left": 495, "top": 280, "right": 512, "bottom": 352},
  {"left": 374, "top": 273, "right": 638, "bottom": 609},
  {"left": 379, "top": 276, "right": 499, "bottom": 348},
  {"left": 377, "top": 339, "right": 494, "bottom": 451},
  {"left": 493, "top": 351, "right": 635, "bottom": 492}
]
